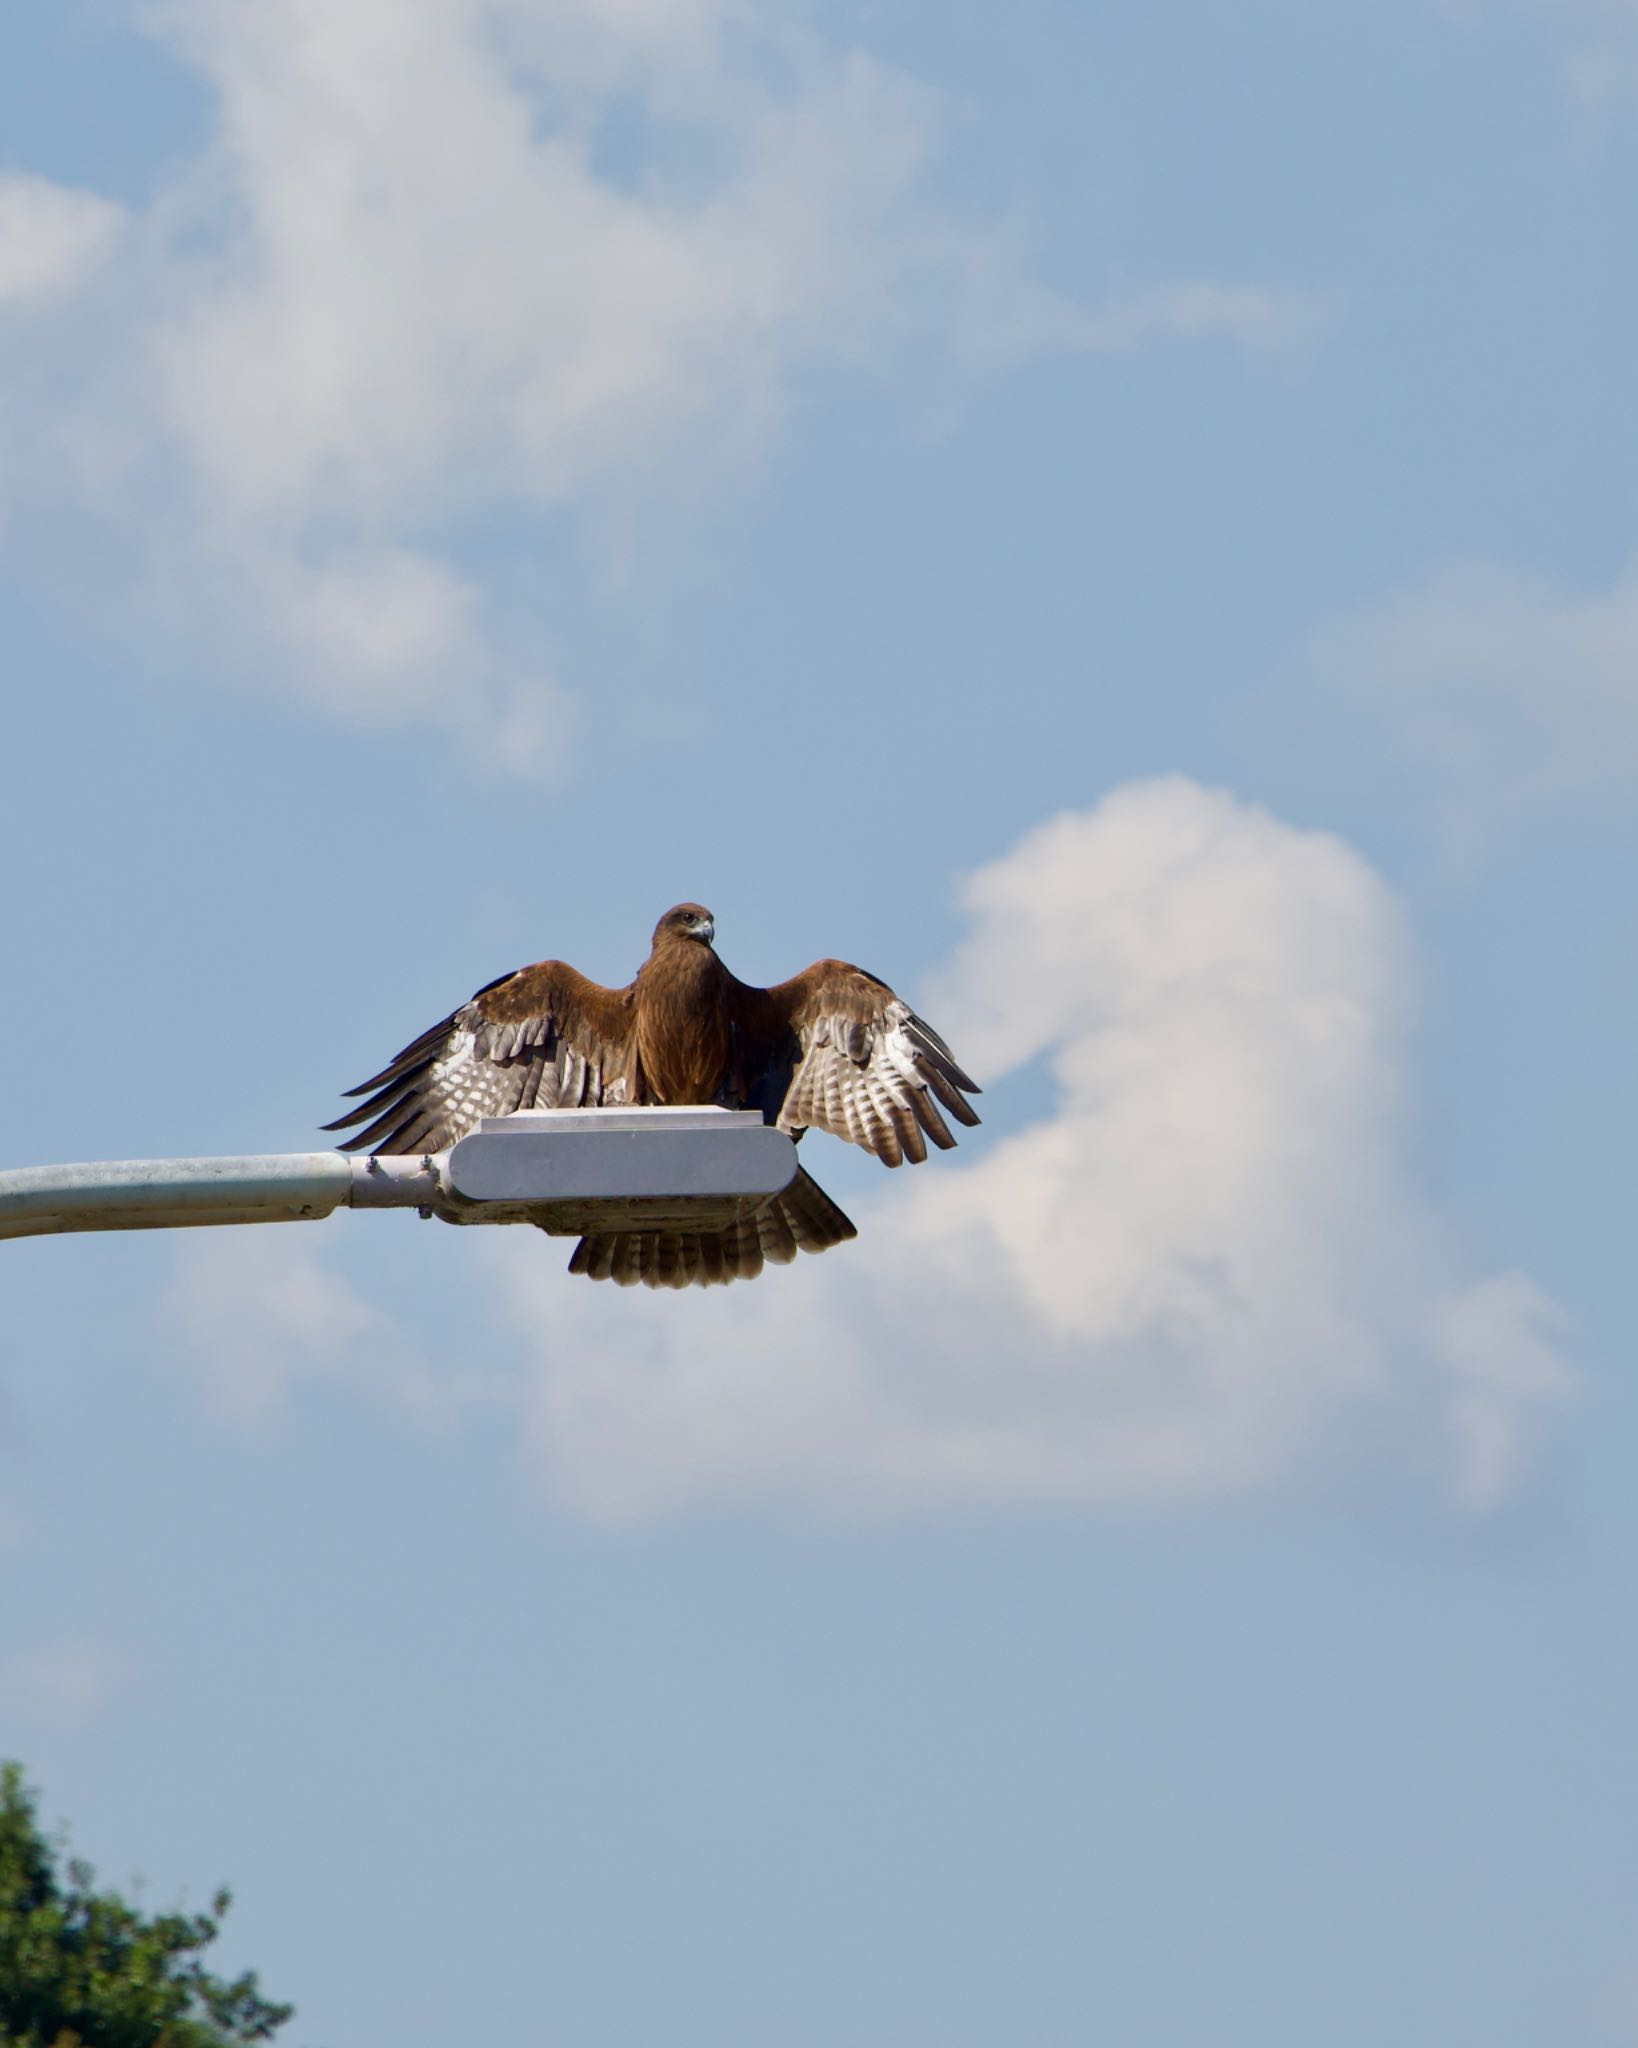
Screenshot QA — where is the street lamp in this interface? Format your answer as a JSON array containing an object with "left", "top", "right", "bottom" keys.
[{"left": 0, "top": 1109, "right": 799, "bottom": 1244}]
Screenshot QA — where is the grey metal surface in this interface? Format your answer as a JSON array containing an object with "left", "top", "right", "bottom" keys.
[
  {"left": 447, "top": 1108, "right": 797, "bottom": 1204},
  {"left": 347, "top": 1156, "right": 443, "bottom": 1209},
  {"left": 0, "top": 1112, "right": 799, "bottom": 1242},
  {"left": 0, "top": 1153, "right": 357, "bottom": 1241}
]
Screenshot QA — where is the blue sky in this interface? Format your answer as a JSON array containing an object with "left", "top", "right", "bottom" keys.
[{"left": 3, "top": 1, "right": 1637, "bottom": 2041}]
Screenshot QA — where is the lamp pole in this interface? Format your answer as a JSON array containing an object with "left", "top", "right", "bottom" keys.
[{"left": 0, "top": 1109, "right": 799, "bottom": 1243}]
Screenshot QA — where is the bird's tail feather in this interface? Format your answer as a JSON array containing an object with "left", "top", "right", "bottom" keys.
[{"left": 564, "top": 1168, "right": 856, "bottom": 1288}]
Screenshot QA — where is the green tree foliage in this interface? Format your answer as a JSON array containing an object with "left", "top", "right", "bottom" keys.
[{"left": 0, "top": 1764, "right": 292, "bottom": 2048}]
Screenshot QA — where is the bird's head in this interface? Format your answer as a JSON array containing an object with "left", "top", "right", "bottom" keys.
[{"left": 654, "top": 902, "right": 716, "bottom": 947}]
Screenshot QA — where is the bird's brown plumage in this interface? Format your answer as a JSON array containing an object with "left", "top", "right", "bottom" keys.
[{"left": 324, "top": 902, "right": 980, "bottom": 1287}]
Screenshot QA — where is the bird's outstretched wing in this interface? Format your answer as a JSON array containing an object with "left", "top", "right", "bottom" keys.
[
  {"left": 323, "top": 962, "right": 636, "bottom": 1155},
  {"left": 751, "top": 961, "right": 981, "bottom": 1167}
]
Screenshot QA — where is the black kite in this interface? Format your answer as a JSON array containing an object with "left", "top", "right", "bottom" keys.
[{"left": 325, "top": 904, "right": 980, "bottom": 1288}]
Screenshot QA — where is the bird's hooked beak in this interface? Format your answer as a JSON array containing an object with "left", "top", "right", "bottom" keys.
[{"left": 692, "top": 914, "right": 716, "bottom": 945}]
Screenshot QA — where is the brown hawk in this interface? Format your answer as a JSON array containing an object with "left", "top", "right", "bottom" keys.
[{"left": 325, "top": 904, "right": 979, "bottom": 1288}]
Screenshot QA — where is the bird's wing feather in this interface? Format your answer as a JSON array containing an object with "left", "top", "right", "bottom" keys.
[
  {"left": 322, "top": 962, "right": 635, "bottom": 1155},
  {"left": 756, "top": 960, "right": 980, "bottom": 1167}
]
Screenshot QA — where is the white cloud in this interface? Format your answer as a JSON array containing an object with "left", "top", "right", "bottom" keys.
[
  {"left": 0, "top": 0, "right": 1331, "bottom": 766},
  {"left": 488, "top": 779, "right": 1570, "bottom": 1520},
  {"left": 1319, "top": 555, "right": 1638, "bottom": 822},
  {"left": 1049, "top": 280, "right": 1340, "bottom": 365},
  {"left": 0, "top": 175, "right": 123, "bottom": 308},
  {"left": 1549, "top": 0, "right": 1638, "bottom": 111},
  {"left": 1436, "top": 0, "right": 1638, "bottom": 113},
  {"left": 167, "top": 1226, "right": 383, "bottom": 1422},
  {"left": 148, "top": 6, "right": 942, "bottom": 530},
  {"left": 165, "top": 1223, "right": 502, "bottom": 1426},
  {"left": 252, "top": 545, "right": 566, "bottom": 771},
  {"left": 1436, "top": 1273, "right": 1571, "bottom": 1511}
]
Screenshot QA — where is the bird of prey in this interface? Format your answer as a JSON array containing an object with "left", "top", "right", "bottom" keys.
[{"left": 324, "top": 903, "right": 980, "bottom": 1289}]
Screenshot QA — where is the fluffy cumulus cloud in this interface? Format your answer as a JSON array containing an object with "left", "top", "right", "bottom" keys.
[
  {"left": 166, "top": 1225, "right": 388, "bottom": 1422},
  {"left": 1321, "top": 555, "right": 1638, "bottom": 821},
  {"left": 0, "top": 0, "right": 1329, "bottom": 765},
  {"left": 164, "top": 1222, "right": 504, "bottom": 1426},
  {"left": 0, "top": 175, "right": 124, "bottom": 309},
  {"left": 489, "top": 779, "right": 1570, "bottom": 1519}
]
